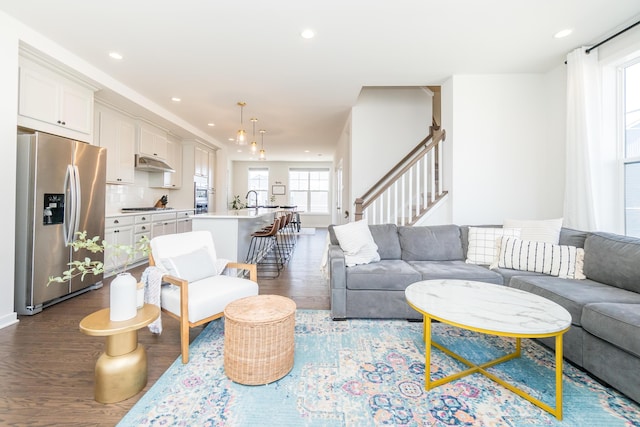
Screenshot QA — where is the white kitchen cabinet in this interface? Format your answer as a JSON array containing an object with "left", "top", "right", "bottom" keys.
[
  {"left": 138, "top": 123, "right": 168, "bottom": 160},
  {"left": 150, "top": 138, "right": 182, "bottom": 189},
  {"left": 151, "top": 211, "right": 177, "bottom": 238},
  {"left": 133, "top": 214, "right": 151, "bottom": 263},
  {"left": 194, "top": 145, "right": 209, "bottom": 178},
  {"left": 18, "top": 56, "right": 95, "bottom": 141},
  {"left": 176, "top": 210, "right": 194, "bottom": 233},
  {"left": 104, "top": 216, "right": 135, "bottom": 274},
  {"left": 96, "top": 106, "right": 135, "bottom": 184}
]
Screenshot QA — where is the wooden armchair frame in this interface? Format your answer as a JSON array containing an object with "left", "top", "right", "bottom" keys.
[{"left": 149, "top": 253, "right": 257, "bottom": 363}]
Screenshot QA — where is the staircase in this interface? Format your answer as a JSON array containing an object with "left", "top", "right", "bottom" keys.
[{"left": 354, "top": 126, "right": 447, "bottom": 225}]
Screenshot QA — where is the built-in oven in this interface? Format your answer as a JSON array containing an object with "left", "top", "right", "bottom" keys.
[{"left": 194, "top": 177, "right": 208, "bottom": 214}]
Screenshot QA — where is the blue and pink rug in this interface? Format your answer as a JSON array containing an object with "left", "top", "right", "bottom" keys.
[{"left": 119, "top": 310, "right": 640, "bottom": 426}]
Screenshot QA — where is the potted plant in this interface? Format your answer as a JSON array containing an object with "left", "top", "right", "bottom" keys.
[
  {"left": 230, "top": 195, "right": 245, "bottom": 210},
  {"left": 48, "top": 231, "right": 150, "bottom": 321}
]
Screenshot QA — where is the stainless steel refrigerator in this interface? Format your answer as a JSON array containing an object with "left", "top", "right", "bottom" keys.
[{"left": 15, "top": 131, "right": 107, "bottom": 315}]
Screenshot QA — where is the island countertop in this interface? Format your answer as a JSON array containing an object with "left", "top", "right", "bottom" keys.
[{"left": 193, "top": 208, "right": 277, "bottom": 219}]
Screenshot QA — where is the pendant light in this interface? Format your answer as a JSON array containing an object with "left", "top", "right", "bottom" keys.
[
  {"left": 249, "top": 118, "right": 258, "bottom": 153},
  {"left": 235, "top": 102, "right": 247, "bottom": 145},
  {"left": 259, "top": 129, "right": 266, "bottom": 160}
]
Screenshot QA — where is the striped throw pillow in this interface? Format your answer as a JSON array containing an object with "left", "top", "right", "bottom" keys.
[{"left": 492, "top": 236, "right": 585, "bottom": 279}]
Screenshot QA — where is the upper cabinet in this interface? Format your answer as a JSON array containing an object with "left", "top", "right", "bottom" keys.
[
  {"left": 137, "top": 123, "right": 168, "bottom": 160},
  {"left": 194, "top": 145, "right": 209, "bottom": 178},
  {"left": 18, "top": 56, "right": 95, "bottom": 142},
  {"left": 150, "top": 138, "right": 183, "bottom": 189},
  {"left": 95, "top": 104, "right": 135, "bottom": 184}
]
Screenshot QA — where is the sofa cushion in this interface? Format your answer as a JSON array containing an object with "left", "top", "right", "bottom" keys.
[
  {"left": 493, "top": 268, "right": 547, "bottom": 285},
  {"left": 407, "top": 260, "right": 503, "bottom": 284},
  {"left": 503, "top": 218, "right": 563, "bottom": 244},
  {"left": 345, "top": 260, "right": 421, "bottom": 291},
  {"left": 466, "top": 227, "right": 520, "bottom": 265},
  {"left": 492, "top": 236, "right": 585, "bottom": 279},
  {"left": 369, "top": 224, "right": 402, "bottom": 260},
  {"left": 333, "top": 220, "right": 380, "bottom": 267},
  {"left": 583, "top": 232, "right": 640, "bottom": 293},
  {"left": 509, "top": 276, "right": 640, "bottom": 326},
  {"left": 399, "top": 225, "right": 463, "bottom": 261},
  {"left": 582, "top": 303, "right": 640, "bottom": 358},
  {"left": 559, "top": 227, "right": 588, "bottom": 249}
]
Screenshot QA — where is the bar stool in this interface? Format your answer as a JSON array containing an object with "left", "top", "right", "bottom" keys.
[{"left": 245, "top": 217, "right": 283, "bottom": 278}]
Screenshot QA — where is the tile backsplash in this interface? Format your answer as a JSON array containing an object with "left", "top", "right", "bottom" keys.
[{"left": 105, "top": 171, "right": 173, "bottom": 214}]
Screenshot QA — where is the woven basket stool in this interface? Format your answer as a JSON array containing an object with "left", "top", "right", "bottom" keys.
[{"left": 224, "top": 295, "right": 296, "bottom": 385}]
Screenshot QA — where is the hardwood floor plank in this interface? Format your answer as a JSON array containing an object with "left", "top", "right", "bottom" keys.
[{"left": 0, "top": 228, "right": 329, "bottom": 426}]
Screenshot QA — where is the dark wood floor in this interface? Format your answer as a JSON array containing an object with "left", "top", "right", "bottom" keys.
[{"left": 0, "top": 228, "right": 329, "bottom": 426}]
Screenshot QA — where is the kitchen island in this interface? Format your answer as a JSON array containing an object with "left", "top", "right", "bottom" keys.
[{"left": 192, "top": 209, "right": 277, "bottom": 263}]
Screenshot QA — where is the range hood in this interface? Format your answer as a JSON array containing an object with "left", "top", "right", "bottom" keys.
[{"left": 134, "top": 154, "right": 175, "bottom": 173}]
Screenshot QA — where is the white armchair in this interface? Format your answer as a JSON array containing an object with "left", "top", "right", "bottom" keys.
[{"left": 149, "top": 230, "right": 258, "bottom": 363}]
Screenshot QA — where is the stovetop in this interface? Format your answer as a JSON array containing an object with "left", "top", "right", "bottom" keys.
[{"left": 121, "top": 207, "right": 175, "bottom": 212}]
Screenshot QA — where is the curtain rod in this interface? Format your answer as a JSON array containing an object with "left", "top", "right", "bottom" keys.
[{"left": 586, "top": 19, "right": 640, "bottom": 54}]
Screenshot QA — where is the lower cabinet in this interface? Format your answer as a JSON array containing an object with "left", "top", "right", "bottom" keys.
[
  {"left": 104, "top": 216, "right": 134, "bottom": 275},
  {"left": 105, "top": 210, "right": 194, "bottom": 275}
]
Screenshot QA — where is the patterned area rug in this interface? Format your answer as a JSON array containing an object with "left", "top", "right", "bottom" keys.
[{"left": 119, "top": 310, "right": 640, "bottom": 426}]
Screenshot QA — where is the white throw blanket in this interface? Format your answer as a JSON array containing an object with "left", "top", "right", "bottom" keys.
[
  {"left": 320, "top": 232, "right": 331, "bottom": 279},
  {"left": 142, "top": 266, "right": 165, "bottom": 334}
]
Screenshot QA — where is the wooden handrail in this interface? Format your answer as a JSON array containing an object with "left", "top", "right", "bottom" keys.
[
  {"left": 357, "top": 128, "right": 445, "bottom": 208},
  {"left": 359, "top": 126, "right": 440, "bottom": 201}
]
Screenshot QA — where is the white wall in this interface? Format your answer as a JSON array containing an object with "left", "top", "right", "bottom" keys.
[
  {"left": 231, "top": 160, "right": 334, "bottom": 228},
  {"left": 449, "top": 73, "right": 566, "bottom": 225},
  {"left": 351, "top": 87, "right": 433, "bottom": 200},
  {"left": 0, "top": 13, "right": 19, "bottom": 328}
]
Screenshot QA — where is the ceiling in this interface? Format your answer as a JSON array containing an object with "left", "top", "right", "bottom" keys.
[{"left": 1, "top": 1, "right": 640, "bottom": 162}]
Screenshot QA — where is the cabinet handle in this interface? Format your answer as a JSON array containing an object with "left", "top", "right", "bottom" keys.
[
  {"left": 142, "top": 217, "right": 146, "bottom": 220},
  {"left": 114, "top": 229, "right": 119, "bottom": 233},
  {"left": 141, "top": 226, "right": 146, "bottom": 230},
  {"left": 57, "top": 120, "right": 66, "bottom": 125},
  {"left": 114, "top": 219, "right": 119, "bottom": 224}
]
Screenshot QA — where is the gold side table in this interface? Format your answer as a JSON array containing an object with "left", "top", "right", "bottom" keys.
[{"left": 79, "top": 304, "right": 160, "bottom": 404}]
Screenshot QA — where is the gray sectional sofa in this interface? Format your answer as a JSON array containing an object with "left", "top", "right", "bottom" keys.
[{"left": 327, "top": 223, "right": 640, "bottom": 403}]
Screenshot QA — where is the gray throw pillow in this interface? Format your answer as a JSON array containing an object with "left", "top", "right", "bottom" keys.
[{"left": 159, "top": 246, "right": 217, "bottom": 283}]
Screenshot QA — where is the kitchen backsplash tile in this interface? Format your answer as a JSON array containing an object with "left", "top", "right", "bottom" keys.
[{"left": 105, "top": 171, "right": 171, "bottom": 214}]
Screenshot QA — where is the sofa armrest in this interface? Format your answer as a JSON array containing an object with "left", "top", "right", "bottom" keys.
[{"left": 328, "top": 244, "right": 347, "bottom": 320}]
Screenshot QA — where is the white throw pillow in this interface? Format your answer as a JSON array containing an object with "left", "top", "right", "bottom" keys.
[
  {"left": 466, "top": 227, "right": 520, "bottom": 265},
  {"left": 503, "top": 218, "right": 563, "bottom": 244},
  {"left": 333, "top": 220, "right": 380, "bottom": 267},
  {"left": 492, "top": 236, "right": 585, "bottom": 279},
  {"left": 159, "top": 246, "right": 218, "bottom": 282}
]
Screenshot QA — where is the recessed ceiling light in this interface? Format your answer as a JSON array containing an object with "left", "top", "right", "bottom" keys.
[
  {"left": 228, "top": 138, "right": 235, "bottom": 142},
  {"left": 171, "top": 97, "right": 181, "bottom": 102},
  {"left": 108, "top": 52, "right": 123, "bottom": 60},
  {"left": 237, "top": 149, "right": 242, "bottom": 153},
  {"left": 304, "top": 150, "right": 310, "bottom": 153},
  {"left": 207, "top": 123, "right": 215, "bottom": 127},
  {"left": 301, "top": 29, "right": 315, "bottom": 39},
  {"left": 554, "top": 29, "right": 573, "bottom": 39}
]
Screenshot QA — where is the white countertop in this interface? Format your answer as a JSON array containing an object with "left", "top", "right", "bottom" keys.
[
  {"left": 106, "top": 208, "right": 195, "bottom": 217},
  {"left": 405, "top": 279, "right": 571, "bottom": 335},
  {"left": 192, "top": 208, "right": 278, "bottom": 219}
]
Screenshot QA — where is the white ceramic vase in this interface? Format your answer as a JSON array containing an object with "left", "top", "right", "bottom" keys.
[{"left": 109, "top": 272, "right": 138, "bottom": 321}]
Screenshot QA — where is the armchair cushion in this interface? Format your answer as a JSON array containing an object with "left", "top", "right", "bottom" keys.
[
  {"left": 159, "top": 246, "right": 218, "bottom": 283},
  {"left": 161, "top": 275, "right": 259, "bottom": 323}
]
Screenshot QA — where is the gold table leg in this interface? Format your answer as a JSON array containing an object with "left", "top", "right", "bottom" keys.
[
  {"left": 422, "top": 315, "right": 564, "bottom": 420},
  {"left": 94, "top": 330, "right": 148, "bottom": 404}
]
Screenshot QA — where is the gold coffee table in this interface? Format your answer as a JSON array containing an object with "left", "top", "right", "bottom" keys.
[
  {"left": 405, "top": 280, "right": 571, "bottom": 420},
  {"left": 79, "top": 304, "right": 160, "bottom": 403}
]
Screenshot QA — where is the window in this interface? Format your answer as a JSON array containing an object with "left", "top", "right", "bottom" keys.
[
  {"left": 248, "top": 168, "right": 268, "bottom": 206},
  {"left": 623, "top": 60, "right": 640, "bottom": 237},
  {"left": 289, "top": 169, "right": 330, "bottom": 213}
]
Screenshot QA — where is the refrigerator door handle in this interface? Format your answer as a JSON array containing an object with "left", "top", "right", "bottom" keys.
[
  {"left": 63, "top": 164, "right": 76, "bottom": 245},
  {"left": 73, "top": 165, "right": 81, "bottom": 235}
]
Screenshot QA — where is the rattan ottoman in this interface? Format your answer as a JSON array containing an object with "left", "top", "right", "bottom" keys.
[{"left": 223, "top": 294, "right": 296, "bottom": 385}]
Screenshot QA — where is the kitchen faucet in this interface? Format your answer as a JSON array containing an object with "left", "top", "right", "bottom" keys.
[{"left": 246, "top": 190, "right": 258, "bottom": 210}]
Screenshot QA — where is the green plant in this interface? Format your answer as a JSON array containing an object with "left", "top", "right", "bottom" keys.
[
  {"left": 230, "top": 195, "right": 245, "bottom": 210},
  {"left": 47, "top": 231, "right": 150, "bottom": 285},
  {"left": 270, "top": 194, "right": 276, "bottom": 203}
]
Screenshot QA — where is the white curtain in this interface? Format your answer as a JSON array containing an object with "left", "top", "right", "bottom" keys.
[{"left": 564, "top": 47, "right": 603, "bottom": 231}]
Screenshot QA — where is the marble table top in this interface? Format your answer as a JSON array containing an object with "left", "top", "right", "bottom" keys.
[{"left": 405, "top": 279, "right": 571, "bottom": 336}]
